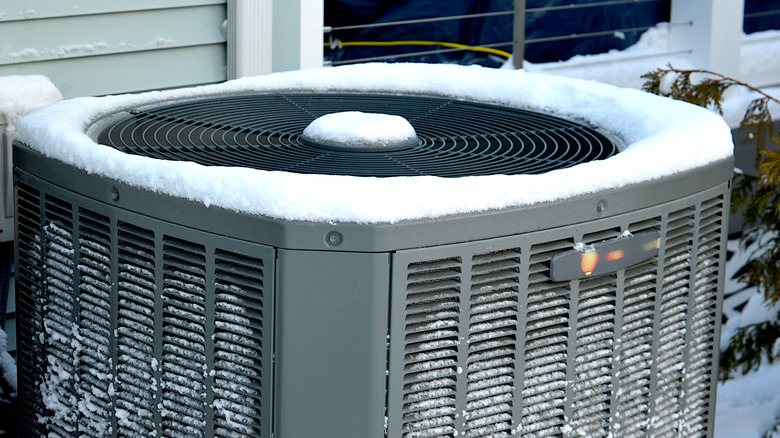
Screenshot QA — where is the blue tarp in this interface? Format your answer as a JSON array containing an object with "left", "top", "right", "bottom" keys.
[
  {"left": 325, "top": 0, "right": 780, "bottom": 67},
  {"left": 324, "top": 0, "right": 670, "bottom": 67},
  {"left": 745, "top": 0, "right": 780, "bottom": 34}
]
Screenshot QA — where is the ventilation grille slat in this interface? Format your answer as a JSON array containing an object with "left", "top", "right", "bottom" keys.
[
  {"left": 76, "top": 208, "right": 114, "bottom": 436},
  {"left": 212, "top": 249, "right": 266, "bottom": 437},
  {"left": 401, "top": 257, "right": 462, "bottom": 438},
  {"left": 464, "top": 249, "right": 520, "bottom": 438},
  {"left": 15, "top": 183, "right": 48, "bottom": 438},
  {"left": 161, "top": 237, "right": 208, "bottom": 437}
]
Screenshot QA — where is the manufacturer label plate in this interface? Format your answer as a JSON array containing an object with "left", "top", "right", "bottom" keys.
[{"left": 550, "top": 231, "right": 660, "bottom": 282}]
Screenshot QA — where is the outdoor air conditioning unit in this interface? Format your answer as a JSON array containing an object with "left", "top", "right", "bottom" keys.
[{"left": 13, "top": 63, "right": 733, "bottom": 438}]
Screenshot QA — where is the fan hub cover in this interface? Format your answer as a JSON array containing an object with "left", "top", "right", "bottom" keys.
[{"left": 301, "top": 111, "right": 420, "bottom": 152}]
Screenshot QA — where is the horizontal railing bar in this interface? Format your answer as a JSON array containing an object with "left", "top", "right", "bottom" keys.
[
  {"left": 744, "top": 9, "right": 780, "bottom": 19},
  {"left": 325, "top": 10, "right": 513, "bottom": 32},
  {"left": 525, "top": 25, "right": 656, "bottom": 44},
  {"left": 325, "top": 42, "right": 513, "bottom": 66},
  {"left": 527, "top": 0, "right": 665, "bottom": 14}
]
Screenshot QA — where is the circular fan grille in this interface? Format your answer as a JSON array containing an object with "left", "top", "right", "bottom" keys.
[{"left": 98, "top": 93, "right": 619, "bottom": 177}]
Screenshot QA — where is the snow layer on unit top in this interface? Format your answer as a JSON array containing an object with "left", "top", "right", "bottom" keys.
[
  {"left": 14, "top": 62, "right": 733, "bottom": 223},
  {"left": 0, "top": 75, "right": 62, "bottom": 125}
]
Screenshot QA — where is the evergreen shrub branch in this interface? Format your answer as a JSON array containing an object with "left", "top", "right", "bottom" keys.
[
  {"left": 719, "top": 318, "right": 780, "bottom": 380},
  {"left": 641, "top": 65, "right": 780, "bottom": 380}
]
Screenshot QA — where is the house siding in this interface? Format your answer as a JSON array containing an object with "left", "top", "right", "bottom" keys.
[{"left": 0, "top": 1, "right": 227, "bottom": 97}]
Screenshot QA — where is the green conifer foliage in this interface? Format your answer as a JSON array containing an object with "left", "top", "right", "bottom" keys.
[{"left": 641, "top": 65, "right": 780, "bottom": 380}]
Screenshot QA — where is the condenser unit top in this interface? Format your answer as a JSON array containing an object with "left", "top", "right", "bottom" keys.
[{"left": 14, "top": 63, "right": 733, "bottom": 224}]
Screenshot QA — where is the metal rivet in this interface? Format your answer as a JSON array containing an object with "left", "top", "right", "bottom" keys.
[
  {"left": 110, "top": 188, "right": 120, "bottom": 202},
  {"left": 326, "top": 231, "right": 342, "bottom": 246},
  {"left": 597, "top": 200, "right": 607, "bottom": 214}
]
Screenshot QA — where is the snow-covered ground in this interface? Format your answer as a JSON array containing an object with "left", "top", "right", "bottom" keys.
[
  {"left": 716, "top": 239, "right": 780, "bottom": 438},
  {"left": 517, "top": 25, "right": 780, "bottom": 128}
]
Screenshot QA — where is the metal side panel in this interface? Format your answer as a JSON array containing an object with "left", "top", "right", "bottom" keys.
[
  {"left": 15, "top": 170, "right": 274, "bottom": 438},
  {"left": 387, "top": 183, "right": 729, "bottom": 438},
  {"left": 274, "top": 249, "right": 390, "bottom": 438},
  {"left": 1, "top": 127, "right": 12, "bottom": 242}
]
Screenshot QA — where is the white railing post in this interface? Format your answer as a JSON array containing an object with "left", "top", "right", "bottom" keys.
[
  {"left": 670, "top": 0, "right": 744, "bottom": 76},
  {"left": 228, "top": 0, "right": 323, "bottom": 78},
  {"left": 272, "top": 0, "right": 324, "bottom": 72},
  {"left": 227, "top": 0, "right": 274, "bottom": 78}
]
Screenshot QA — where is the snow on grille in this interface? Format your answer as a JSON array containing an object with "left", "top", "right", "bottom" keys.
[
  {"left": 40, "top": 199, "right": 78, "bottom": 437},
  {"left": 652, "top": 206, "right": 696, "bottom": 437},
  {"left": 75, "top": 209, "right": 113, "bottom": 437},
  {"left": 681, "top": 196, "right": 724, "bottom": 437},
  {"left": 615, "top": 217, "right": 661, "bottom": 437},
  {"left": 116, "top": 222, "right": 157, "bottom": 437},
  {"left": 571, "top": 275, "right": 617, "bottom": 435},
  {"left": 15, "top": 183, "right": 47, "bottom": 438},
  {"left": 567, "top": 228, "right": 619, "bottom": 435},
  {"left": 212, "top": 249, "right": 266, "bottom": 437},
  {"left": 464, "top": 248, "right": 521, "bottom": 437},
  {"left": 161, "top": 237, "right": 209, "bottom": 437},
  {"left": 400, "top": 256, "right": 462, "bottom": 438},
  {"left": 521, "top": 239, "right": 573, "bottom": 438},
  {"left": 14, "top": 183, "right": 273, "bottom": 438}
]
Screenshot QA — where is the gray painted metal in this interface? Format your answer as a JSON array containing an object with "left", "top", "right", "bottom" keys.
[
  {"left": 513, "top": 0, "right": 525, "bottom": 69},
  {"left": 1, "top": 127, "right": 12, "bottom": 242},
  {"left": 387, "top": 184, "right": 728, "bottom": 437},
  {"left": 275, "top": 250, "right": 390, "bottom": 437},
  {"left": 0, "top": 1, "right": 227, "bottom": 97},
  {"left": 14, "top": 145, "right": 733, "bottom": 253},
  {"left": 15, "top": 171, "right": 274, "bottom": 437},
  {"left": 13, "top": 130, "right": 732, "bottom": 437}
]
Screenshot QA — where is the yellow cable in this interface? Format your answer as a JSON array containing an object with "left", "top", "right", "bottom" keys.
[{"left": 326, "top": 40, "right": 511, "bottom": 59}]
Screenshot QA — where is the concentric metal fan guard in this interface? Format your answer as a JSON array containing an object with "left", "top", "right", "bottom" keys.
[{"left": 98, "top": 93, "right": 619, "bottom": 177}]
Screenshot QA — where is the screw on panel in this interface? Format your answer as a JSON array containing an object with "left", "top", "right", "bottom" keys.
[
  {"left": 326, "top": 231, "right": 342, "bottom": 246},
  {"left": 597, "top": 200, "right": 607, "bottom": 214},
  {"left": 110, "top": 187, "right": 120, "bottom": 202}
]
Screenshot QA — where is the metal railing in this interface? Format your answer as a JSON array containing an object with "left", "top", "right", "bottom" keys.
[
  {"left": 324, "top": 0, "right": 671, "bottom": 68},
  {"left": 324, "top": 7, "right": 517, "bottom": 67},
  {"left": 320, "top": 0, "right": 780, "bottom": 87}
]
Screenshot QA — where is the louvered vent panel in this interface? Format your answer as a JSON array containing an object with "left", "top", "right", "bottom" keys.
[
  {"left": 615, "top": 218, "right": 660, "bottom": 437},
  {"left": 652, "top": 206, "right": 695, "bottom": 437},
  {"left": 116, "top": 222, "right": 157, "bottom": 437},
  {"left": 212, "top": 249, "right": 266, "bottom": 437},
  {"left": 15, "top": 177, "right": 274, "bottom": 438},
  {"left": 161, "top": 237, "right": 209, "bottom": 437},
  {"left": 681, "top": 196, "right": 724, "bottom": 436},
  {"left": 41, "top": 196, "right": 78, "bottom": 437},
  {"left": 391, "top": 194, "right": 724, "bottom": 438},
  {"left": 15, "top": 182, "right": 47, "bottom": 438},
  {"left": 76, "top": 209, "right": 114, "bottom": 437},
  {"left": 521, "top": 239, "right": 572, "bottom": 438},
  {"left": 401, "top": 257, "right": 462, "bottom": 438},
  {"left": 464, "top": 248, "right": 521, "bottom": 438}
]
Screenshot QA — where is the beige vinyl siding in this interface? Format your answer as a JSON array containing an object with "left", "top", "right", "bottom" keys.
[{"left": 0, "top": 1, "right": 227, "bottom": 97}]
